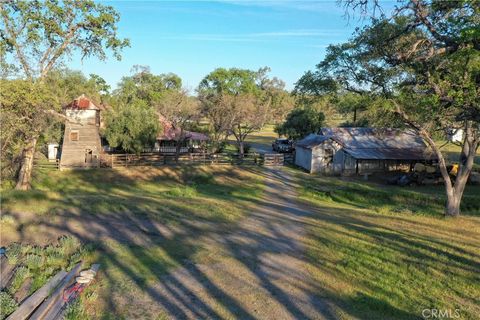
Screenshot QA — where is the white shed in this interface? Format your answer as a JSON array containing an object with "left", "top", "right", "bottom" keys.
[
  {"left": 295, "top": 134, "right": 342, "bottom": 173},
  {"left": 47, "top": 143, "right": 60, "bottom": 162}
]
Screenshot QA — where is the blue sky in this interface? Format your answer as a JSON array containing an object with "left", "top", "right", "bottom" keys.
[{"left": 70, "top": 1, "right": 372, "bottom": 92}]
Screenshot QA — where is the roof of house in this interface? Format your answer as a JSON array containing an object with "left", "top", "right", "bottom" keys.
[
  {"left": 64, "top": 94, "right": 103, "bottom": 110},
  {"left": 157, "top": 115, "right": 209, "bottom": 141},
  {"left": 157, "top": 128, "right": 209, "bottom": 141},
  {"left": 297, "top": 127, "right": 437, "bottom": 160}
]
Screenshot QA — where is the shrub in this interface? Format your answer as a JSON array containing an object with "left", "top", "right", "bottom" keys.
[
  {"left": 6, "top": 243, "right": 22, "bottom": 265},
  {"left": 58, "top": 236, "right": 81, "bottom": 257},
  {"left": 24, "top": 254, "right": 43, "bottom": 270},
  {"left": 8, "top": 266, "right": 30, "bottom": 294},
  {"left": 0, "top": 292, "right": 18, "bottom": 320},
  {"left": 63, "top": 300, "right": 89, "bottom": 320}
]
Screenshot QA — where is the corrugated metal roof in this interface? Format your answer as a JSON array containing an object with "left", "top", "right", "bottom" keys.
[
  {"left": 64, "top": 94, "right": 103, "bottom": 110},
  {"left": 296, "top": 134, "right": 331, "bottom": 149},
  {"left": 297, "top": 128, "right": 437, "bottom": 161},
  {"left": 157, "top": 114, "right": 209, "bottom": 141},
  {"left": 343, "top": 147, "right": 436, "bottom": 160},
  {"left": 320, "top": 127, "right": 426, "bottom": 149}
]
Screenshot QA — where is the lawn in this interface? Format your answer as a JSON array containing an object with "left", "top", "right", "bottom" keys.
[
  {"left": 226, "top": 124, "right": 278, "bottom": 153},
  {"left": 1, "top": 165, "right": 265, "bottom": 319},
  {"left": 288, "top": 168, "right": 480, "bottom": 320},
  {"left": 438, "top": 141, "right": 480, "bottom": 169}
]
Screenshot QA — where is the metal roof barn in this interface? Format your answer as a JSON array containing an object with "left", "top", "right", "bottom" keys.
[{"left": 295, "top": 128, "right": 437, "bottom": 174}]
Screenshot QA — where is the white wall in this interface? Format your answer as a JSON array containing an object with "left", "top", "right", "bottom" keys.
[
  {"left": 295, "top": 147, "right": 312, "bottom": 172},
  {"left": 48, "top": 143, "right": 59, "bottom": 160},
  {"left": 66, "top": 109, "right": 97, "bottom": 122}
]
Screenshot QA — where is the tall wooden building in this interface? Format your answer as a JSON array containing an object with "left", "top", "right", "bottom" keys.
[{"left": 59, "top": 95, "right": 103, "bottom": 170}]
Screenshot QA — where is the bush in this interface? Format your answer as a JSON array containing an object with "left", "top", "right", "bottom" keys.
[
  {"left": 8, "top": 266, "right": 31, "bottom": 294},
  {"left": 0, "top": 292, "right": 18, "bottom": 320},
  {"left": 58, "top": 235, "right": 81, "bottom": 257}
]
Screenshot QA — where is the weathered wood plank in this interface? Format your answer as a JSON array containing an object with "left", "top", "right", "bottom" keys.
[
  {"left": 6, "top": 270, "right": 67, "bottom": 320},
  {"left": 29, "top": 263, "right": 82, "bottom": 320},
  {"left": 0, "top": 255, "right": 16, "bottom": 290},
  {"left": 45, "top": 264, "right": 100, "bottom": 320}
]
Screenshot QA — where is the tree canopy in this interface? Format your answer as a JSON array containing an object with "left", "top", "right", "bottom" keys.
[
  {"left": 198, "top": 67, "right": 289, "bottom": 154},
  {"left": 0, "top": 0, "right": 129, "bottom": 189},
  {"left": 275, "top": 108, "right": 325, "bottom": 140},
  {"left": 299, "top": 0, "right": 479, "bottom": 216},
  {"left": 103, "top": 102, "right": 160, "bottom": 155}
]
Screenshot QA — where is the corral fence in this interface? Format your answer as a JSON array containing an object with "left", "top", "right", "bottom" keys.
[
  {"left": 33, "top": 157, "right": 59, "bottom": 170},
  {"left": 102, "top": 152, "right": 286, "bottom": 168}
]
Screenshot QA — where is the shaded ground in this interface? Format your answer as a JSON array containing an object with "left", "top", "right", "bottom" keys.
[
  {"left": 2, "top": 166, "right": 335, "bottom": 319},
  {"left": 139, "top": 168, "right": 334, "bottom": 319},
  {"left": 3, "top": 162, "right": 479, "bottom": 319}
]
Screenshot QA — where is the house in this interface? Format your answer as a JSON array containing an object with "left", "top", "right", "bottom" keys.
[
  {"left": 153, "top": 116, "right": 209, "bottom": 153},
  {"left": 59, "top": 95, "right": 103, "bottom": 169},
  {"left": 295, "top": 127, "right": 437, "bottom": 175}
]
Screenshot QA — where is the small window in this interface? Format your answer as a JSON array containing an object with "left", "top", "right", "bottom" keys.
[{"left": 70, "top": 131, "right": 79, "bottom": 141}]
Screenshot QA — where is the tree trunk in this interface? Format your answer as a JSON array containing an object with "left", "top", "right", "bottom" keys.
[
  {"left": 15, "top": 137, "right": 37, "bottom": 190},
  {"left": 420, "top": 124, "right": 478, "bottom": 217},
  {"left": 395, "top": 104, "right": 479, "bottom": 217},
  {"left": 238, "top": 140, "right": 244, "bottom": 158},
  {"left": 445, "top": 187, "right": 461, "bottom": 216}
]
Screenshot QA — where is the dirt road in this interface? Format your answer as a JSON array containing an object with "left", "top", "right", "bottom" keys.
[{"left": 146, "top": 168, "right": 335, "bottom": 319}]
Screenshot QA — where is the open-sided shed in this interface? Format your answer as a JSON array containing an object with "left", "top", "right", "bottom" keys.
[{"left": 295, "top": 128, "right": 437, "bottom": 175}]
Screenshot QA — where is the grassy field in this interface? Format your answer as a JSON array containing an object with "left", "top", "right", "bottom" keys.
[
  {"left": 225, "top": 124, "right": 278, "bottom": 153},
  {"left": 1, "top": 166, "right": 265, "bottom": 319},
  {"left": 288, "top": 168, "right": 480, "bottom": 319},
  {"left": 439, "top": 141, "right": 480, "bottom": 169},
  {"left": 2, "top": 125, "right": 479, "bottom": 319}
]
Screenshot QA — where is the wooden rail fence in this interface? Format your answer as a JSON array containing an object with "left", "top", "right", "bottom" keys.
[
  {"left": 102, "top": 152, "right": 286, "bottom": 168},
  {"left": 31, "top": 153, "right": 288, "bottom": 170},
  {"left": 33, "top": 158, "right": 59, "bottom": 170}
]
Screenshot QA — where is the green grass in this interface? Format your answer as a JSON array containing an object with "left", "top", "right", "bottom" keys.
[
  {"left": 1, "top": 165, "right": 265, "bottom": 318},
  {"left": 438, "top": 141, "right": 480, "bottom": 169},
  {"left": 0, "top": 292, "right": 18, "bottom": 320},
  {"left": 244, "top": 124, "right": 278, "bottom": 145},
  {"left": 298, "top": 174, "right": 480, "bottom": 217},
  {"left": 289, "top": 168, "right": 480, "bottom": 319}
]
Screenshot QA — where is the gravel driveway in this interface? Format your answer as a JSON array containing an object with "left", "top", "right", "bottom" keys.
[{"left": 144, "top": 168, "right": 336, "bottom": 319}]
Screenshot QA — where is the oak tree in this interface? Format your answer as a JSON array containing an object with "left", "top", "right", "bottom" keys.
[
  {"left": 0, "top": 0, "right": 129, "bottom": 189},
  {"left": 301, "top": 0, "right": 479, "bottom": 216}
]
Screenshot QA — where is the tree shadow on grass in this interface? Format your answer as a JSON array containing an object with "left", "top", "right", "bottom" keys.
[
  {"left": 302, "top": 199, "right": 480, "bottom": 320},
  {"left": 6, "top": 165, "right": 477, "bottom": 319},
  {"left": 2, "top": 166, "right": 269, "bottom": 318}
]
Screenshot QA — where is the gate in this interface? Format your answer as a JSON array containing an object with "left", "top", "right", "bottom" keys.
[{"left": 263, "top": 153, "right": 284, "bottom": 166}]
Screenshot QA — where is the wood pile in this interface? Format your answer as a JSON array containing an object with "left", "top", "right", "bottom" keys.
[{"left": 1, "top": 252, "right": 99, "bottom": 320}]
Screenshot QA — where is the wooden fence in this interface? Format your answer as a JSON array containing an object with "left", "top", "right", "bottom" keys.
[
  {"left": 33, "top": 158, "right": 59, "bottom": 170},
  {"left": 102, "top": 152, "right": 286, "bottom": 168}
]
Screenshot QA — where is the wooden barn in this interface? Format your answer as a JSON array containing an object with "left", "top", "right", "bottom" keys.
[
  {"left": 295, "top": 127, "right": 437, "bottom": 175},
  {"left": 59, "top": 95, "right": 103, "bottom": 169}
]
